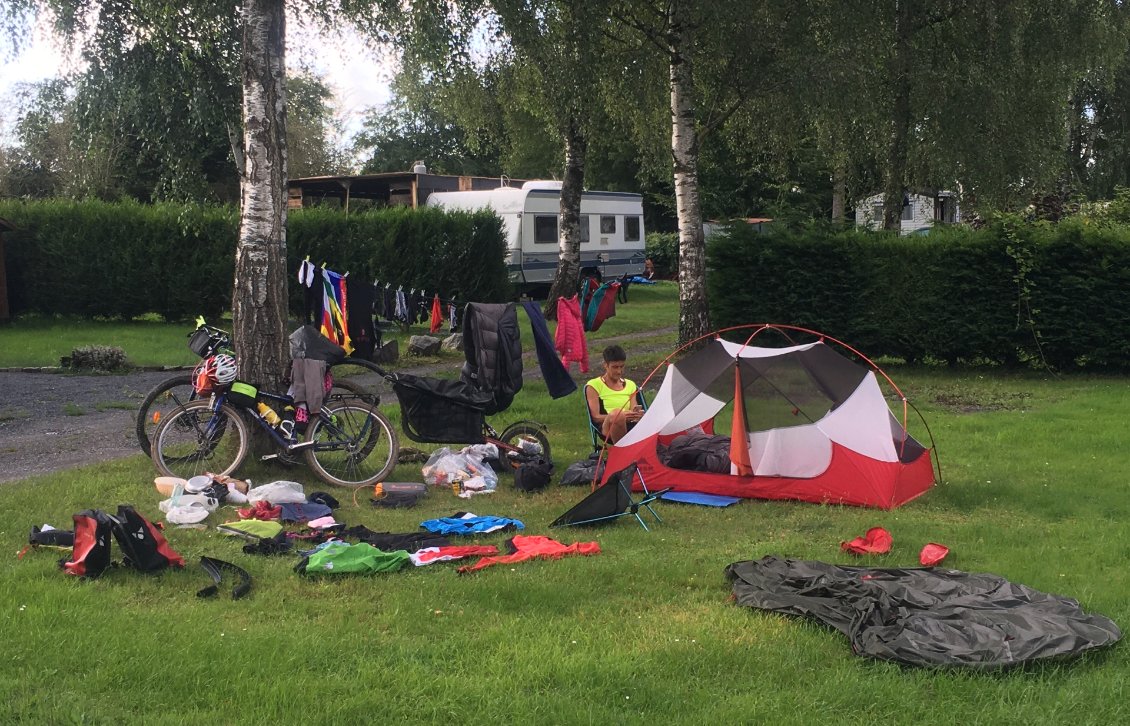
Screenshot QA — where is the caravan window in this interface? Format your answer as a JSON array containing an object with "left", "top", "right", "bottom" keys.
[
  {"left": 534, "top": 215, "right": 558, "bottom": 244},
  {"left": 579, "top": 215, "right": 590, "bottom": 243},
  {"left": 600, "top": 215, "right": 617, "bottom": 234},
  {"left": 625, "top": 216, "right": 641, "bottom": 242}
]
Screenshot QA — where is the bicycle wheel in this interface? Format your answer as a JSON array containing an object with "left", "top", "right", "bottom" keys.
[
  {"left": 151, "top": 400, "right": 249, "bottom": 479},
  {"left": 136, "top": 374, "right": 196, "bottom": 457},
  {"left": 497, "top": 422, "right": 552, "bottom": 470},
  {"left": 328, "top": 361, "right": 380, "bottom": 405},
  {"left": 303, "top": 402, "right": 399, "bottom": 487}
]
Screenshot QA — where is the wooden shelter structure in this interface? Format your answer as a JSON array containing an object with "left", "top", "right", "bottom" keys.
[{"left": 288, "top": 169, "right": 528, "bottom": 213}]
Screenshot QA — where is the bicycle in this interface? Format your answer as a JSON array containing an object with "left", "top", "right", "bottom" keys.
[
  {"left": 135, "top": 323, "right": 376, "bottom": 457},
  {"left": 150, "top": 380, "right": 399, "bottom": 488}
]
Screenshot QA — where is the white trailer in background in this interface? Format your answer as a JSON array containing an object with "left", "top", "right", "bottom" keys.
[{"left": 426, "top": 180, "right": 647, "bottom": 288}]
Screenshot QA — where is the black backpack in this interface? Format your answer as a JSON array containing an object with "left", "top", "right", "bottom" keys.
[
  {"left": 111, "top": 505, "right": 185, "bottom": 572},
  {"left": 514, "top": 458, "right": 554, "bottom": 492}
]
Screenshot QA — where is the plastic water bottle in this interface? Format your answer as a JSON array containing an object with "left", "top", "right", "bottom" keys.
[
  {"left": 278, "top": 405, "right": 296, "bottom": 440},
  {"left": 256, "top": 401, "right": 281, "bottom": 427}
]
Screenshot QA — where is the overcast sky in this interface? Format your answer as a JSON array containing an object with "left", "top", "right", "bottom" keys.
[{"left": 0, "top": 11, "right": 396, "bottom": 146}]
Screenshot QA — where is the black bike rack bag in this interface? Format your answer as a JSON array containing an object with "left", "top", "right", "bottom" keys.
[{"left": 188, "top": 328, "right": 221, "bottom": 357}]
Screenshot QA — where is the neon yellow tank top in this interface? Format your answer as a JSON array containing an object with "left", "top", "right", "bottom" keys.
[{"left": 587, "top": 376, "right": 638, "bottom": 413}]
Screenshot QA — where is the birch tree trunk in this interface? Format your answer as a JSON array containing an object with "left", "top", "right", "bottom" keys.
[
  {"left": 669, "top": 0, "right": 710, "bottom": 347},
  {"left": 233, "top": 0, "right": 289, "bottom": 393},
  {"left": 542, "top": 118, "right": 587, "bottom": 320}
]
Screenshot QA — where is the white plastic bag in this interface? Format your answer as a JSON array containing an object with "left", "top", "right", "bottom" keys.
[
  {"left": 459, "top": 444, "right": 498, "bottom": 491},
  {"left": 246, "top": 480, "right": 306, "bottom": 504}
]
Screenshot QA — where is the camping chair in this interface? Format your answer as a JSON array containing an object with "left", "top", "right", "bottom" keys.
[
  {"left": 585, "top": 386, "right": 647, "bottom": 452},
  {"left": 550, "top": 464, "right": 671, "bottom": 532}
]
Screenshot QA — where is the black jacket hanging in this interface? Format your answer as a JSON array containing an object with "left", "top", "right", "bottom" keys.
[
  {"left": 521, "top": 301, "right": 577, "bottom": 399},
  {"left": 461, "top": 302, "right": 523, "bottom": 415}
]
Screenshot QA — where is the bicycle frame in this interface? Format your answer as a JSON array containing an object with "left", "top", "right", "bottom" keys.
[{"left": 212, "top": 389, "right": 375, "bottom": 457}]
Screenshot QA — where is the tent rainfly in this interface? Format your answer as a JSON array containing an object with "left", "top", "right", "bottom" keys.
[{"left": 602, "top": 333, "right": 936, "bottom": 509}]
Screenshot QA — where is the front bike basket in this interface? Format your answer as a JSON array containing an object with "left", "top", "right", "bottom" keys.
[{"left": 390, "top": 373, "right": 491, "bottom": 444}]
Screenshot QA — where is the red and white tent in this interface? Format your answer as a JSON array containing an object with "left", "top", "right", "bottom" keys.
[{"left": 603, "top": 329, "right": 936, "bottom": 509}]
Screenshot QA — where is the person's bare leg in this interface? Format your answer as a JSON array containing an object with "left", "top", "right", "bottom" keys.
[{"left": 602, "top": 409, "right": 629, "bottom": 443}]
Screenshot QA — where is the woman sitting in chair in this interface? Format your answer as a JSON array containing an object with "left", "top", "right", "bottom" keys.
[{"left": 586, "top": 345, "right": 644, "bottom": 444}]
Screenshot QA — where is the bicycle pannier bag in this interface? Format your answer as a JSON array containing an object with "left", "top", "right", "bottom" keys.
[
  {"left": 226, "top": 380, "right": 259, "bottom": 409},
  {"left": 110, "top": 505, "right": 185, "bottom": 572},
  {"left": 62, "top": 509, "right": 114, "bottom": 578}
]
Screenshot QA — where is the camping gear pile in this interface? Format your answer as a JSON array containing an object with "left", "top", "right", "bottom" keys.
[{"left": 17, "top": 321, "right": 1124, "bottom": 672}]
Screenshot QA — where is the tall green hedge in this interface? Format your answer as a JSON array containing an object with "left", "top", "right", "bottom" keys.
[
  {"left": 707, "top": 219, "right": 1130, "bottom": 370},
  {"left": 0, "top": 200, "right": 510, "bottom": 321}
]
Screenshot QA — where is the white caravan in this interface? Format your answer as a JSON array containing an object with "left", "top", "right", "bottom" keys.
[{"left": 426, "top": 180, "right": 647, "bottom": 288}]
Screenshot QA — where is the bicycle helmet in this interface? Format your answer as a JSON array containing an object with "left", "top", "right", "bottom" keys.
[{"left": 211, "top": 353, "right": 238, "bottom": 384}]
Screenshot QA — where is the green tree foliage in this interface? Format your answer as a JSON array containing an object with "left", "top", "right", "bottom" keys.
[
  {"left": 352, "top": 74, "right": 509, "bottom": 176},
  {"left": 287, "top": 68, "right": 351, "bottom": 177},
  {"left": 1, "top": 6, "right": 346, "bottom": 201},
  {"left": 0, "top": 79, "right": 76, "bottom": 198}
]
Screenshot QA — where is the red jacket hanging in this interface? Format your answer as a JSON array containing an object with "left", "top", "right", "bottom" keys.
[{"left": 554, "top": 294, "right": 588, "bottom": 373}]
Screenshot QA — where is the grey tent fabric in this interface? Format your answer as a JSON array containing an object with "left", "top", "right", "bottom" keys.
[
  {"left": 461, "top": 302, "right": 523, "bottom": 415},
  {"left": 725, "top": 556, "right": 1121, "bottom": 668}
]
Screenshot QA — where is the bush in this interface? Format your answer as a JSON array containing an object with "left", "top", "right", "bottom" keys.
[
  {"left": 707, "top": 219, "right": 1130, "bottom": 370},
  {"left": 645, "top": 232, "right": 679, "bottom": 278},
  {"left": 65, "top": 345, "right": 130, "bottom": 372},
  {"left": 0, "top": 200, "right": 511, "bottom": 320}
]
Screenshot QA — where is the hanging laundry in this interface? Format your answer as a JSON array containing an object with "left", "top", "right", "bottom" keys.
[
  {"left": 457, "top": 535, "right": 600, "bottom": 574},
  {"left": 319, "top": 269, "right": 353, "bottom": 354},
  {"left": 522, "top": 301, "right": 577, "bottom": 399},
  {"left": 580, "top": 276, "right": 600, "bottom": 321},
  {"left": 430, "top": 294, "right": 443, "bottom": 333},
  {"left": 448, "top": 303, "right": 458, "bottom": 332},
  {"left": 586, "top": 281, "right": 621, "bottom": 332},
  {"left": 394, "top": 287, "right": 408, "bottom": 323},
  {"left": 381, "top": 284, "right": 396, "bottom": 321},
  {"left": 297, "top": 262, "right": 323, "bottom": 325},
  {"left": 346, "top": 278, "right": 378, "bottom": 360},
  {"left": 298, "top": 258, "right": 316, "bottom": 287},
  {"left": 555, "top": 294, "right": 589, "bottom": 373}
]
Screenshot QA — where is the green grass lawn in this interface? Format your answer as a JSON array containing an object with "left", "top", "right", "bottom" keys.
[{"left": 2, "top": 282, "right": 1129, "bottom": 723}]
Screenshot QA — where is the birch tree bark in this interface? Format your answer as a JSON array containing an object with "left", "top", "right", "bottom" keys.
[
  {"left": 543, "top": 118, "right": 587, "bottom": 318},
  {"left": 233, "top": 0, "right": 289, "bottom": 392},
  {"left": 669, "top": 0, "right": 710, "bottom": 347}
]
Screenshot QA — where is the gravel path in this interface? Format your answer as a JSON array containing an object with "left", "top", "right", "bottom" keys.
[{"left": 0, "top": 326, "right": 677, "bottom": 484}]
